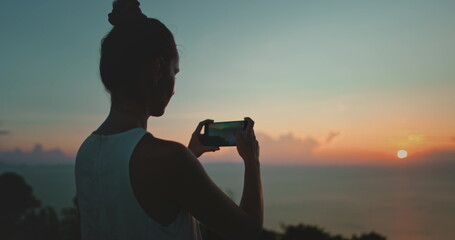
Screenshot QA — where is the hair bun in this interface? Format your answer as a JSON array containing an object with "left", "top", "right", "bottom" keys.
[{"left": 108, "top": 0, "right": 147, "bottom": 26}]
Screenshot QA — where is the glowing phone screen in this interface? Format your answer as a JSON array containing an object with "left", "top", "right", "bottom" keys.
[{"left": 203, "top": 120, "right": 246, "bottom": 146}]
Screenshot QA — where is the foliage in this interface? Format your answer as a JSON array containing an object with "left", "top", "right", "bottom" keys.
[
  {"left": 0, "top": 172, "right": 41, "bottom": 226},
  {"left": 280, "top": 223, "right": 334, "bottom": 240},
  {"left": 0, "top": 172, "right": 79, "bottom": 240},
  {"left": 351, "top": 232, "right": 387, "bottom": 240},
  {"left": 257, "top": 224, "right": 387, "bottom": 240},
  {"left": 259, "top": 228, "right": 280, "bottom": 240}
]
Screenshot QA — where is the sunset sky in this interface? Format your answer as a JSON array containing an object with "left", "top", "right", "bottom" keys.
[{"left": 1, "top": 0, "right": 455, "bottom": 165}]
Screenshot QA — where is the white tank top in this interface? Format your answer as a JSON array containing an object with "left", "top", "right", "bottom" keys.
[{"left": 75, "top": 128, "right": 202, "bottom": 240}]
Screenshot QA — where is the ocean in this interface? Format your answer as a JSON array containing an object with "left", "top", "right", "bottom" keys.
[{"left": 1, "top": 163, "right": 454, "bottom": 240}]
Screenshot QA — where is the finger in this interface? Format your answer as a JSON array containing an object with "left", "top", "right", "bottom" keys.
[
  {"left": 197, "top": 134, "right": 207, "bottom": 144},
  {"left": 194, "top": 119, "right": 214, "bottom": 134},
  {"left": 257, "top": 141, "right": 260, "bottom": 157},
  {"left": 206, "top": 146, "right": 220, "bottom": 152},
  {"left": 235, "top": 130, "right": 243, "bottom": 144},
  {"left": 251, "top": 128, "right": 256, "bottom": 140},
  {"left": 197, "top": 146, "right": 219, "bottom": 154},
  {"left": 244, "top": 117, "right": 254, "bottom": 137}
]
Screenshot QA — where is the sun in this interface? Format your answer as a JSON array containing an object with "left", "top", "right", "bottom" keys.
[{"left": 397, "top": 150, "right": 408, "bottom": 159}]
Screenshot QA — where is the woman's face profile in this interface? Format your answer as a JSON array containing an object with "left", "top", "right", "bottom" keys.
[{"left": 147, "top": 57, "right": 179, "bottom": 117}]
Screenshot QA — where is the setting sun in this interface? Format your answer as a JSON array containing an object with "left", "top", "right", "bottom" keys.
[{"left": 397, "top": 150, "right": 408, "bottom": 159}]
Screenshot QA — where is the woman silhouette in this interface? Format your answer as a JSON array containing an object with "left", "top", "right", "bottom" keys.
[{"left": 74, "top": 1, "right": 263, "bottom": 239}]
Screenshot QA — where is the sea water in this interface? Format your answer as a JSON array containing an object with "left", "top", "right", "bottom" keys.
[{"left": 1, "top": 163, "right": 454, "bottom": 240}]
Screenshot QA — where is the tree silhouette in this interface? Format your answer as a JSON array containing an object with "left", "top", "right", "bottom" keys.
[
  {"left": 20, "top": 207, "right": 61, "bottom": 240},
  {"left": 281, "top": 223, "right": 335, "bottom": 240},
  {"left": 59, "top": 197, "right": 80, "bottom": 240},
  {"left": 0, "top": 172, "right": 80, "bottom": 240},
  {"left": 258, "top": 224, "right": 387, "bottom": 240},
  {"left": 0, "top": 172, "right": 41, "bottom": 238},
  {"left": 259, "top": 228, "right": 280, "bottom": 240},
  {"left": 351, "top": 232, "right": 387, "bottom": 240}
]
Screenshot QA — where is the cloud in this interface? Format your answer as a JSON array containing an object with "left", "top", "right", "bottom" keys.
[
  {"left": 0, "top": 144, "right": 72, "bottom": 165},
  {"left": 201, "top": 132, "right": 321, "bottom": 165},
  {"left": 451, "top": 136, "right": 455, "bottom": 142},
  {"left": 256, "top": 132, "right": 320, "bottom": 164},
  {"left": 325, "top": 131, "right": 340, "bottom": 144},
  {"left": 0, "top": 120, "right": 11, "bottom": 136},
  {"left": 0, "top": 130, "right": 10, "bottom": 135}
]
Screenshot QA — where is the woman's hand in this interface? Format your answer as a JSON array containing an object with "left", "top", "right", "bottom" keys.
[
  {"left": 236, "top": 117, "right": 260, "bottom": 164},
  {"left": 188, "top": 119, "right": 220, "bottom": 158}
]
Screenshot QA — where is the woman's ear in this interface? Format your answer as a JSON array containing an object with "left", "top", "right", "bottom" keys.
[{"left": 140, "top": 57, "right": 164, "bottom": 87}]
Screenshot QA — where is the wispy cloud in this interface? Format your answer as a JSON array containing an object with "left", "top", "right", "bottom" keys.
[
  {"left": 0, "top": 120, "right": 11, "bottom": 136},
  {"left": 0, "top": 130, "right": 10, "bottom": 135},
  {"left": 325, "top": 131, "right": 340, "bottom": 144}
]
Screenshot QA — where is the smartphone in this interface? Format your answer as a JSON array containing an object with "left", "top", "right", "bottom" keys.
[{"left": 203, "top": 120, "right": 247, "bottom": 146}]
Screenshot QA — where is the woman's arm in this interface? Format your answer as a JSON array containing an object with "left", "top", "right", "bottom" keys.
[
  {"left": 170, "top": 145, "right": 262, "bottom": 240},
  {"left": 169, "top": 118, "right": 263, "bottom": 240}
]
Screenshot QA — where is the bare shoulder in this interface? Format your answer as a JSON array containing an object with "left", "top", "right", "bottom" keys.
[
  {"left": 130, "top": 133, "right": 197, "bottom": 201},
  {"left": 135, "top": 134, "right": 207, "bottom": 188},
  {"left": 132, "top": 134, "right": 203, "bottom": 200},
  {"left": 134, "top": 133, "right": 194, "bottom": 168}
]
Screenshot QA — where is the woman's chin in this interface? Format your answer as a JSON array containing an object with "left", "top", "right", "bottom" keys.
[{"left": 149, "top": 108, "right": 166, "bottom": 117}]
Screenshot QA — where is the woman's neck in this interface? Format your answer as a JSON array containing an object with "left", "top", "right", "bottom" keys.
[{"left": 96, "top": 102, "right": 149, "bottom": 134}]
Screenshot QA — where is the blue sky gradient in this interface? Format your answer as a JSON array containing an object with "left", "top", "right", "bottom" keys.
[{"left": 1, "top": 1, "right": 454, "bottom": 164}]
